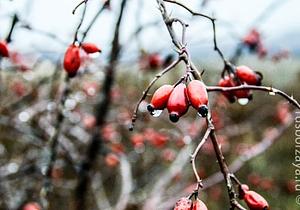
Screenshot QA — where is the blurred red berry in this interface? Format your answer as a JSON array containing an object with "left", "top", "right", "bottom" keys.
[
  {"left": 22, "top": 202, "right": 41, "bottom": 210},
  {"left": 162, "top": 148, "right": 176, "bottom": 162},
  {"left": 0, "top": 41, "right": 9, "bottom": 57},
  {"left": 81, "top": 43, "right": 102, "bottom": 54},
  {"left": 131, "top": 133, "right": 144, "bottom": 148},
  {"left": 148, "top": 53, "right": 162, "bottom": 69},
  {"left": 105, "top": 153, "right": 119, "bottom": 167}
]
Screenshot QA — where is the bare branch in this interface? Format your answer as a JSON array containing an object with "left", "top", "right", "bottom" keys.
[
  {"left": 163, "top": 0, "right": 214, "bottom": 21},
  {"left": 190, "top": 127, "right": 211, "bottom": 189},
  {"left": 114, "top": 155, "right": 133, "bottom": 210},
  {"left": 143, "top": 143, "right": 193, "bottom": 210},
  {"left": 206, "top": 85, "right": 300, "bottom": 109}
]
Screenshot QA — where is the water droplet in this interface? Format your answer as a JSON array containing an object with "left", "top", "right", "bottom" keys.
[
  {"left": 151, "top": 109, "right": 163, "bottom": 117},
  {"left": 7, "top": 162, "right": 19, "bottom": 173},
  {"left": 19, "top": 111, "right": 30, "bottom": 122},
  {"left": 238, "top": 98, "right": 249, "bottom": 106},
  {"left": 269, "top": 91, "right": 276, "bottom": 96},
  {"left": 183, "top": 135, "right": 192, "bottom": 144},
  {"left": 65, "top": 99, "right": 77, "bottom": 110}
]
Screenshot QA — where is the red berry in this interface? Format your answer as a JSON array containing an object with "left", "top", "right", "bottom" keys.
[
  {"left": 81, "top": 43, "right": 102, "bottom": 54},
  {"left": 23, "top": 202, "right": 41, "bottom": 210},
  {"left": 0, "top": 41, "right": 9, "bottom": 57},
  {"left": 187, "top": 80, "right": 208, "bottom": 117},
  {"left": 167, "top": 83, "right": 189, "bottom": 122},
  {"left": 105, "top": 153, "right": 119, "bottom": 167},
  {"left": 192, "top": 199, "right": 208, "bottom": 210},
  {"left": 244, "top": 190, "right": 269, "bottom": 210},
  {"left": 218, "top": 76, "right": 236, "bottom": 103},
  {"left": 173, "top": 197, "right": 192, "bottom": 210},
  {"left": 236, "top": 65, "right": 262, "bottom": 86},
  {"left": 63, "top": 44, "right": 81, "bottom": 77},
  {"left": 233, "top": 88, "right": 252, "bottom": 100},
  {"left": 243, "top": 29, "right": 260, "bottom": 49},
  {"left": 161, "top": 148, "right": 176, "bottom": 162},
  {"left": 131, "top": 133, "right": 144, "bottom": 148},
  {"left": 147, "top": 85, "right": 174, "bottom": 113},
  {"left": 148, "top": 53, "right": 162, "bottom": 69}
]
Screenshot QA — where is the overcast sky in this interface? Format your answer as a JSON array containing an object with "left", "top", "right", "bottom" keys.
[{"left": 0, "top": 0, "right": 299, "bottom": 59}]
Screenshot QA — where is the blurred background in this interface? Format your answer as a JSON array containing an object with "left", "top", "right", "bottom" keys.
[{"left": 0, "top": 0, "right": 300, "bottom": 209}]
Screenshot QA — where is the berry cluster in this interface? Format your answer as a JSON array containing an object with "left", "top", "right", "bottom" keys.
[
  {"left": 218, "top": 65, "right": 263, "bottom": 104},
  {"left": 243, "top": 29, "right": 267, "bottom": 58},
  {"left": 147, "top": 80, "right": 208, "bottom": 122},
  {"left": 63, "top": 43, "right": 101, "bottom": 77}
]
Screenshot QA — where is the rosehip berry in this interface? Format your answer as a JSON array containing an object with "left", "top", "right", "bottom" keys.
[
  {"left": 81, "top": 43, "right": 102, "bottom": 54},
  {"left": 192, "top": 199, "right": 208, "bottom": 210},
  {"left": 243, "top": 190, "right": 269, "bottom": 210},
  {"left": 167, "top": 83, "right": 189, "bottom": 122},
  {"left": 63, "top": 44, "right": 81, "bottom": 77},
  {"left": 173, "top": 197, "right": 192, "bottom": 210},
  {"left": 233, "top": 89, "right": 252, "bottom": 101},
  {"left": 218, "top": 76, "right": 236, "bottom": 103},
  {"left": 236, "top": 65, "right": 262, "bottom": 86},
  {"left": 187, "top": 80, "right": 208, "bottom": 117},
  {"left": 105, "top": 153, "right": 119, "bottom": 167},
  {"left": 147, "top": 85, "right": 174, "bottom": 113},
  {"left": 0, "top": 41, "right": 9, "bottom": 57},
  {"left": 243, "top": 29, "right": 260, "bottom": 50},
  {"left": 22, "top": 202, "right": 41, "bottom": 210},
  {"left": 148, "top": 53, "right": 162, "bottom": 69}
]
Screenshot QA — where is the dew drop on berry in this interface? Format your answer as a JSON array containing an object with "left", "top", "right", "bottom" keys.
[
  {"left": 238, "top": 98, "right": 249, "bottom": 105},
  {"left": 151, "top": 109, "right": 163, "bottom": 117}
]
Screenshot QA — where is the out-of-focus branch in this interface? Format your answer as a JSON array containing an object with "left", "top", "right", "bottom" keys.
[
  {"left": 114, "top": 155, "right": 133, "bottom": 210},
  {"left": 91, "top": 173, "right": 112, "bottom": 210},
  {"left": 40, "top": 76, "right": 71, "bottom": 209},
  {"left": 74, "top": 1, "right": 128, "bottom": 209},
  {"left": 142, "top": 143, "right": 193, "bottom": 210}
]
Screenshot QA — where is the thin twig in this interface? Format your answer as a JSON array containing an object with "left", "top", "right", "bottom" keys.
[
  {"left": 74, "top": 1, "right": 128, "bottom": 209},
  {"left": 163, "top": 0, "right": 214, "bottom": 21},
  {"left": 73, "top": 0, "right": 88, "bottom": 44},
  {"left": 190, "top": 127, "right": 211, "bottom": 189},
  {"left": 81, "top": 1, "right": 108, "bottom": 42},
  {"left": 206, "top": 85, "right": 300, "bottom": 109}
]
